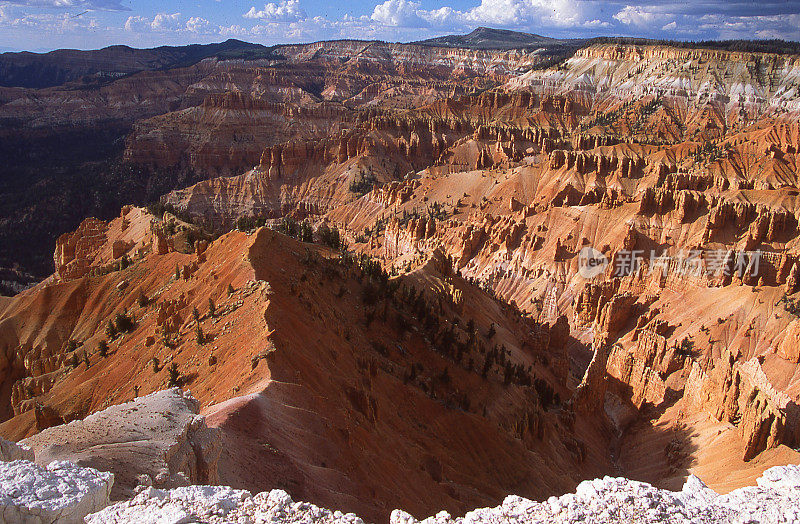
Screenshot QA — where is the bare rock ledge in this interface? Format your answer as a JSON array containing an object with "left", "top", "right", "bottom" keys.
[{"left": 0, "top": 460, "right": 113, "bottom": 524}]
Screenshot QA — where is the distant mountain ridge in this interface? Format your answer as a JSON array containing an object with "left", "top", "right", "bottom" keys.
[
  {"left": 0, "top": 39, "right": 278, "bottom": 89},
  {"left": 5, "top": 28, "right": 799, "bottom": 91},
  {"left": 413, "top": 26, "right": 575, "bottom": 49},
  {"left": 0, "top": 28, "right": 581, "bottom": 90}
]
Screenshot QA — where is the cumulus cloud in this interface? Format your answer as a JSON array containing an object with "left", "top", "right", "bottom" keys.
[
  {"left": 243, "top": 0, "right": 306, "bottom": 22},
  {"left": 124, "top": 12, "right": 183, "bottom": 33},
  {"left": 186, "top": 16, "right": 214, "bottom": 34},
  {"left": 465, "top": 0, "right": 584, "bottom": 27},
  {"left": 371, "top": 0, "right": 427, "bottom": 28},
  {"left": 240, "top": 0, "right": 800, "bottom": 42},
  {"left": 613, "top": 5, "right": 665, "bottom": 27},
  {"left": 122, "top": 14, "right": 148, "bottom": 32},
  {"left": 151, "top": 12, "right": 180, "bottom": 31},
  {"left": 219, "top": 24, "right": 250, "bottom": 37},
  {"left": 368, "top": 0, "right": 599, "bottom": 32},
  {"left": 584, "top": 19, "right": 610, "bottom": 29}
]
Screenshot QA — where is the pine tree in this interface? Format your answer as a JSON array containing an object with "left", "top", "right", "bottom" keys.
[
  {"left": 114, "top": 311, "right": 135, "bottom": 333},
  {"left": 167, "top": 362, "right": 180, "bottom": 387},
  {"left": 106, "top": 320, "right": 118, "bottom": 339}
]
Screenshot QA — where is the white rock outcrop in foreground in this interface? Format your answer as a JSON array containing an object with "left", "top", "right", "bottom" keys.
[
  {"left": 391, "top": 470, "right": 800, "bottom": 524},
  {"left": 0, "top": 459, "right": 113, "bottom": 524},
  {"left": 0, "top": 437, "right": 33, "bottom": 462},
  {"left": 86, "top": 486, "right": 364, "bottom": 524},
  {"left": 22, "top": 387, "right": 222, "bottom": 499},
  {"left": 87, "top": 464, "right": 800, "bottom": 524}
]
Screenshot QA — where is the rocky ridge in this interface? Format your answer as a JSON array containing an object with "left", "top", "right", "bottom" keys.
[
  {"left": 0, "top": 208, "right": 608, "bottom": 521},
  {"left": 390, "top": 465, "right": 800, "bottom": 524},
  {"left": 0, "top": 460, "right": 113, "bottom": 524},
  {"left": 3, "top": 401, "right": 800, "bottom": 524},
  {"left": 75, "top": 461, "right": 800, "bottom": 523}
]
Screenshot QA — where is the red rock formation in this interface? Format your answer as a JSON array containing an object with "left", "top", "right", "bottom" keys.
[
  {"left": 10, "top": 37, "right": 800, "bottom": 519},
  {"left": 571, "top": 337, "right": 611, "bottom": 414},
  {"left": 0, "top": 221, "right": 612, "bottom": 522},
  {"left": 54, "top": 218, "right": 109, "bottom": 281}
]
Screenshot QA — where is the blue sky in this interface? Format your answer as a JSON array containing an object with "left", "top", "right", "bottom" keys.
[{"left": 1, "top": 0, "right": 800, "bottom": 52}]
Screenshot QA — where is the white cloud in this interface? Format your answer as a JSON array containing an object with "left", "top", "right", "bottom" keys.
[
  {"left": 465, "top": 0, "right": 583, "bottom": 27},
  {"left": 2, "top": 0, "right": 128, "bottom": 11},
  {"left": 243, "top": 0, "right": 306, "bottom": 23},
  {"left": 124, "top": 12, "right": 182, "bottom": 33},
  {"left": 613, "top": 5, "right": 664, "bottom": 27},
  {"left": 151, "top": 12, "right": 180, "bottom": 32},
  {"left": 186, "top": 16, "right": 214, "bottom": 34},
  {"left": 123, "top": 15, "right": 148, "bottom": 32},
  {"left": 219, "top": 24, "right": 250, "bottom": 36},
  {"left": 7, "top": 0, "right": 800, "bottom": 54},
  {"left": 368, "top": 0, "right": 592, "bottom": 31},
  {"left": 611, "top": 5, "right": 800, "bottom": 39},
  {"left": 585, "top": 19, "right": 610, "bottom": 28},
  {"left": 371, "top": 0, "right": 427, "bottom": 28},
  {"left": 0, "top": 3, "right": 100, "bottom": 31}
]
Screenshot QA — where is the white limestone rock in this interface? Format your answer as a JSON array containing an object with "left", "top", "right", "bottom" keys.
[
  {"left": 82, "top": 463, "right": 800, "bottom": 523},
  {"left": 757, "top": 464, "right": 800, "bottom": 490},
  {"left": 86, "top": 486, "right": 364, "bottom": 524},
  {"left": 0, "top": 459, "right": 113, "bottom": 524},
  {"left": 389, "top": 466, "right": 800, "bottom": 524},
  {"left": 0, "top": 437, "right": 34, "bottom": 462},
  {"left": 22, "top": 387, "right": 222, "bottom": 500}
]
